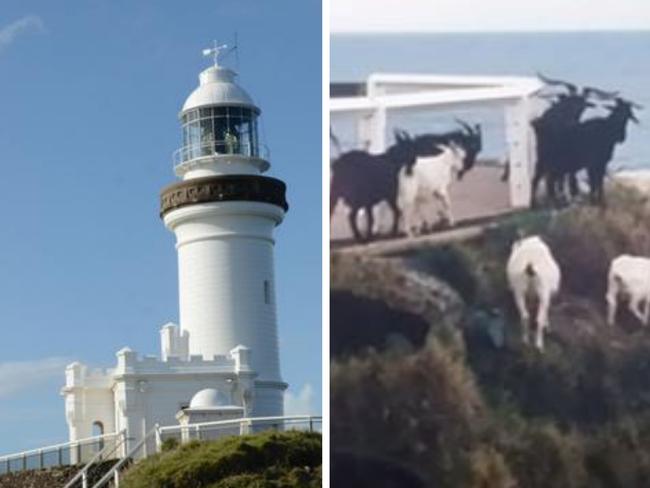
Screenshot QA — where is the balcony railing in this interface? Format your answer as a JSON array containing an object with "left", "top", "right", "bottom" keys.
[{"left": 173, "top": 140, "right": 270, "bottom": 168}]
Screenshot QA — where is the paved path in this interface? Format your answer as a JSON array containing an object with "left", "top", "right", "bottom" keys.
[{"left": 331, "top": 165, "right": 512, "bottom": 244}]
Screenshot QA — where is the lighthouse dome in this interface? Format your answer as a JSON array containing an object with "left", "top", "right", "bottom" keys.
[
  {"left": 189, "top": 388, "right": 230, "bottom": 409},
  {"left": 182, "top": 66, "right": 259, "bottom": 114}
]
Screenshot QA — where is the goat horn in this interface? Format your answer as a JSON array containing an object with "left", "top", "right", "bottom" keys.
[
  {"left": 583, "top": 86, "right": 619, "bottom": 100},
  {"left": 617, "top": 97, "right": 644, "bottom": 110},
  {"left": 536, "top": 72, "right": 578, "bottom": 95},
  {"left": 454, "top": 118, "right": 474, "bottom": 135}
]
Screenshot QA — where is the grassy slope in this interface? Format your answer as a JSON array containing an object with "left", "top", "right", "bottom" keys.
[
  {"left": 332, "top": 189, "right": 650, "bottom": 487},
  {"left": 120, "top": 431, "right": 321, "bottom": 488}
]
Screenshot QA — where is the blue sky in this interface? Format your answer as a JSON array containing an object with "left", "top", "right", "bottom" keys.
[
  {"left": 0, "top": 0, "right": 321, "bottom": 453},
  {"left": 332, "top": 0, "right": 650, "bottom": 33}
]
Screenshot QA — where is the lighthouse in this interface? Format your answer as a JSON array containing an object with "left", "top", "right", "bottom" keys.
[
  {"left": 62, "top": 46, "right": 290, "bottom": 453},
  {"left": 160, "top": 44, "right": 289, "bottom": 416}
]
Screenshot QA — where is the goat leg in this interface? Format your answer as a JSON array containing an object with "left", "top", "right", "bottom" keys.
[
  {"left": 365, "top": 205, "right": 374, "bottom": 242},
  {"left": 348, "top": 207, "right": 363, "bottom": 242}
]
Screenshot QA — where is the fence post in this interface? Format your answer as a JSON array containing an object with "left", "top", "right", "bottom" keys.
[
  {"left": 154, "top": 424, "right": 162, "bottom": 453},
  {"left": 309, "top": 417, "right": 313, "bottom": 432},
  {"left": 114, "top": 470, "right": 120, "bottom": 487},
  {"left": 58, "top": 446, "right": 63, "bottom": 466},
  {"left": 82, "top": 471, "right": 88, "bottom": 488},
  {"left": 22, "top": 454, "right": 26, "bottom": 471}
]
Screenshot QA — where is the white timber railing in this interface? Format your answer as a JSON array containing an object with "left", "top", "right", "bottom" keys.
[{"left": 331, "top": 72, "right": 543, "bottom": 208}]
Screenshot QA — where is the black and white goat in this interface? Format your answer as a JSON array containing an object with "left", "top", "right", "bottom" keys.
[
  {"left": 398, "top": 143, "right": 466, "bottom": 236},
  {"left": 330, "top": 130, "right": 419, "bottom": 241}
]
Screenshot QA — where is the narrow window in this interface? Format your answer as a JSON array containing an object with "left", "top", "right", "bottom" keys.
[
  {"left": 264, "top": 280, "right": 271, "bottom": 304},
  {"left": 93, "top": 421, "right": 105, "bottom": 451}
]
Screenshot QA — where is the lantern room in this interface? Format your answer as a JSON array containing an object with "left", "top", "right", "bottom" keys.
[{"left": 173, "top": 45, "right": 269, "bottom": 178}]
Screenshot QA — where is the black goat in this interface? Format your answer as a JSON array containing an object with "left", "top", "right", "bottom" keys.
[
  {"left": 330, "top": 130, "right": 419, "bottom": 241},
  {"left": 544, "top": 98, "right": 640, "bottom": 205},
  {"left": 531, "top": 75, "right": 618, "bottom": 205},
  {"left": 531, "top": 74, "right": 620, "bottom": 205}
]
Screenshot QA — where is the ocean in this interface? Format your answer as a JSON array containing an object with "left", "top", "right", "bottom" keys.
[{"left": 331, "top": 31, "right": 650, "bottom": 169}]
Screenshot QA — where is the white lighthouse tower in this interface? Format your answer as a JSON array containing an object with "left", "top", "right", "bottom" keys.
[
  {"left": 160, "top": 44, "right": 288, "bottom": 416},
  {"left": 61, "top": 46, "right": 290, "bottom": 457}
]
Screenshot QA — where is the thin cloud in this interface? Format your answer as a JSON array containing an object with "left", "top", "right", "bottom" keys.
[
  {"left": 285, "top": 383, "right": 317, "bottom": 415},
  {"left": 0, "top": 15, "right": 44, "bottom": 52},
  {"left": 0, "top": 357, "right": 69, "bottom": 397}
]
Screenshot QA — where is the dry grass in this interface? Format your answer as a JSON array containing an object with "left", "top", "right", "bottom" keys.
[{"left": 331, "top": 187, "right": 650, "bottom": 487}]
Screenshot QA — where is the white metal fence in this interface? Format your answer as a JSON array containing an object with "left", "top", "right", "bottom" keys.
[
  {"left": 0, "top": 415, "right": 321, "bottom": 487},
  {"left": 0, "top": 431, "right": 124, "bottom": 476}
]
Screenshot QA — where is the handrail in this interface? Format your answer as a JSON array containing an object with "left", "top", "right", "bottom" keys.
[
  {"left": 172, "top": 140, "right": 270, "bottom": 167},
  {"left": 0, "top": 432, "right": 120, "bottom": 462},
  {"left": 158, "top": 414, "right": 322, "bottom": 435},
  {"left": 63, "top": 430, "right": 127, "bottom": 488},
  {"left": 91, "top": 425, "right": 160, "bottom": 488}
]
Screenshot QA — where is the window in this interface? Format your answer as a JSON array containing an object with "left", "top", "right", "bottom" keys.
[
  {"left": 93, "top": 421, "right": 105, "bottom": 451},
  {"left": 264, "top": 280, "right": 271, "bottom": 305}
]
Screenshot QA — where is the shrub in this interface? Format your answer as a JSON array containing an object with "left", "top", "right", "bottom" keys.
[
  {"left": 120, "top": 431, "right": 321, "bottom": 488},
  {"left": 331, "top": 336, "right": 484, "bottom": 486}
]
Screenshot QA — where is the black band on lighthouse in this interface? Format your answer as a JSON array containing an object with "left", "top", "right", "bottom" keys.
[{"left": 160, "top": 174, "right": 289, "bottom": 217}]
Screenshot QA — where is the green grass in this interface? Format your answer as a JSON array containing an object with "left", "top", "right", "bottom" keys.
[{"left": 120, "top": 430, "right": 321, "bottom": 488}]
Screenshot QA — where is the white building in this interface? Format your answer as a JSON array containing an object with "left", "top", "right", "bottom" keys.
[{"left": 61, "top": 45, "right": 289, "bottom": 452}]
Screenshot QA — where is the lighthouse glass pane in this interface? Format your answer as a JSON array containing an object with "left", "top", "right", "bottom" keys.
[
  {"left": 229, "top": 110, "right": 244, "bottom": 155},
  {"left": 213, "top": 113, "right": 228, "bottom": 154},
  {"left": 189, "top": 121, "right": 201, "bottom": 159},
  {"left": 252, "top": 118, "right": 259, "bottom": 157},
  {"left": 200, "top": 118, "right": 214, "bottom": 156}
]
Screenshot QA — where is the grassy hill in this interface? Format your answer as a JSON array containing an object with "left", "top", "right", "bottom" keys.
[
  {"left": 120, "top": 430, "right": 321, "bottom": 488},
  {"left": 332, "top": 189, "right": 650, "bottom": 487}
]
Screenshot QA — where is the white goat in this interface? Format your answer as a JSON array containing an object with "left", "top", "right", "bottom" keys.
[
  {"left": 606, "top": 254, "right": 650, "bottom": 326},
  {"left": 398, "top": 143, "right": 465, "bottom": 237},
  {"left": 506, "top": 235, "right": 561, "bottom": 351}
]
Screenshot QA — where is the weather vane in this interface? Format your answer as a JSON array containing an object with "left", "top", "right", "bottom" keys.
[{"left": 202, "top": 40, "right": 229, "bottom": 67}]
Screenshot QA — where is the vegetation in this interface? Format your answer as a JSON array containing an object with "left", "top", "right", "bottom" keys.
[
  {"left": 120, "top": 431, "right": 321, "bottom": 488},
  {"left": 0, "top": 460, "right": 115, "bottom": 488},
  {"left": 331, "top": 188, "right": 650, "bottom": 487}
]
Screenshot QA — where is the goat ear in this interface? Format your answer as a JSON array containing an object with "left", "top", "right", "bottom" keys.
[
  {"left": 393, "top": 129, "right": 404, "bottom": 142},
  {"left": 474, "top": 124, "right": 482, "bottom": 137}
]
